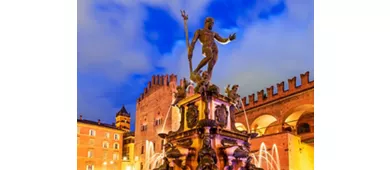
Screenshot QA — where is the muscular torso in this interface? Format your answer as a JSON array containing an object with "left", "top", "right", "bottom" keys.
[{"left": 198, "top": 29, "right": 217, "bottom": 50}]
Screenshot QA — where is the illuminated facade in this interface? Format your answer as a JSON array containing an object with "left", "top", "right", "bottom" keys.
[
  {"left": 77, "top": 117, "right": 125, "bottom": 170},
  {"left": 122, "top": 132, "right": 135, "bottom": 170},
  {"left": 234, "top": 71, "right": 314, "bottom": 170},
  {"left": 77, "top": 105, "right": 134, "bottom": 170},
  {"left": 133, "top": 71, "right": 314, "bottom": 170}
]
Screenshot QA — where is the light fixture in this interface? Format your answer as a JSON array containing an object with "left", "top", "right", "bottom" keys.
[
  {"left": 103, "top": 162, "right": 107, "bottom": 165},
  {"left": 123, "top": 156, "right": 127, "bottom": 160},
  {"left": 110, "top": 161, "right": 114, "bottom": 164}
]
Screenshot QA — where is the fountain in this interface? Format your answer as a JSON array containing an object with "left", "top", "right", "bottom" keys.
[
  {"left": 150, "top": 10, "right": 264, "bottom": 170},
  {"left": 249, "top": 142, "right": 281, "bottom": 170},
  {"left": 160, "top": 105, "right": 173, "bottom": 134},
  {"left": 143, "top": 105, "right": 174, "bottom": 170}
]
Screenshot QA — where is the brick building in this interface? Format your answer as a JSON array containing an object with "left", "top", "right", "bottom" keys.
[
  {"left": 134, "top": 74, "right": 180, "bottom": 170},
  {"left": 133, "top": 71, "right": 314, "bottom": 170}
]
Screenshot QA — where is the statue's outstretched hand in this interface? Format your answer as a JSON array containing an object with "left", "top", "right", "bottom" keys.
[{"left": 229, "top": 33, "right": 236, "bottom": 41}]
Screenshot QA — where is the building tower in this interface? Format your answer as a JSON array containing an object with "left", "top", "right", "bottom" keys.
[{"left": 115, "top": 105, "right": 131, "bottom": 131}]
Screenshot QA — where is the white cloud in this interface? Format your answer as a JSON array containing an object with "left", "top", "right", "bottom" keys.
[
  {"left": 78, "top": 0, "right": 154, "bottom": 82},
  {"left": 140, "top": 0, "right": 212, "bottom": 26},
  {"left": 159, "top": 0, "right": 314, "bottom": 98},
  {"left": 77, "top": 0, "right": 214, "bottom": 121}
]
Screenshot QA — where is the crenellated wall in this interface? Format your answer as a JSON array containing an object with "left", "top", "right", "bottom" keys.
[
  {"left": 240, "top": 71, "right": 314, "bottom": 109},
  {"left": 136, "top": 74, "right": 180, "bottom": 103},
  {"left": 234, "top": 71, "right": 314, "bottom": 133}
]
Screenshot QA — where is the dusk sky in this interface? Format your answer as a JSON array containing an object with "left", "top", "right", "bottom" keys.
[{"left": 77, "top": 0, "right": 314, "bottom": 130}]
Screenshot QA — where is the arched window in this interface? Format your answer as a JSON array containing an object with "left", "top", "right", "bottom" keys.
[
  {"left": 87, "top": 150, "right": 93, "bottom": 158},
  {"left": 103, "top": 141, "right": 109, "bottom": 148},
  {"left": 86, "top": 165, "right": 94, "bottom": 170},
  {"left": 89, "top": 129, "right": 96, "bottom": 136},
  {"left": 113, "top": 143, "right": 119, "bottom": 149},
  {"left": 114, "top": 134, "right": 120, "bottom": 140},
  {"left": 297, "top": 123, "right": 311, "bottom": 134}
]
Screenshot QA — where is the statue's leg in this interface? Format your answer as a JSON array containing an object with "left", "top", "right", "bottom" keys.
[
  {"left": 207, "top": 50, "right": 218, "bottom": 80},
  {"left": 194, "top": 47, "right": 213, "bottom": 73}
]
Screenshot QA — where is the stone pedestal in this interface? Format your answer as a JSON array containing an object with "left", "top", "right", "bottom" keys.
[{"left": 156, "top": 91, "right": 261, "bottom": 170}]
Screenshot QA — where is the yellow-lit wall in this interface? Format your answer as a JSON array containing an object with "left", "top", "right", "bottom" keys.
[
  {"left": 116, "top": 115, "right": 131, "bottom": 131},
  {"left": 288, "top": 135, "right": 314, "bottom": 170},
  {"left": 121, "top": 142, "right": 135, "bottom": 170}
]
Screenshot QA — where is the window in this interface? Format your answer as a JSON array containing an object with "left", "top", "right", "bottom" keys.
[
  {"left": 141, "top": 146, "right": 144, "bottom": 154},
  {"left": 89, "top": 129, "right": 96, "bottom": 136},
  {"left": 103, "top": 141, "right": 109, "bottom": 148},
  {"left": 86, "top": 165, "right": 94, "bottom": 170},
  {"left": 89, "top": 139, "right": 94, "bottom": 146},
  {"left": 114, "top": 143, "right": 119, "bottom": 150},
  {"left": 103, "top": 151, "right": 107, "bottom": 159},
  {"left": 141, "top": 125, "right": 148, "bottom": 131},
  {"left": 113, "top": 153, "right": 119, "bottom": 160},
  {"left": 88, "top": 150, "right": 93, "bottom": 158},
  {"left": 114, "top": 134, "right": 120, "bottom": 140},
  {"left": 155, "top": 118, "right": 162, "bottom": 126},
  {"left": 297, "top": 123, "right": 311, "bottom": 134},
  {"left": 105, "top": 132, "right": 110, "bottom": 139}
]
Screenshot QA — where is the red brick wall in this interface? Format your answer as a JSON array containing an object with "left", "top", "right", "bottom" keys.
[
  {"left": 134, "top": 74, "right": 178, "bottom": 169},
  {"left": 250, "top": 133, "right": 290, "bottom": 170},
  {"left": 235, "top": 72, "right": 314, "bottom": 142}
]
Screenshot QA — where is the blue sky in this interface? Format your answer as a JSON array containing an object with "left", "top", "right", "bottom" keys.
[{"left": 77, "top": 0, "right": 314, "bottom": 130}]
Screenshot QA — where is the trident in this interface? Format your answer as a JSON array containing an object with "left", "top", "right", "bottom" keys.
[{"left": 180, "top": 10, "right": 192, "bottom": 73}]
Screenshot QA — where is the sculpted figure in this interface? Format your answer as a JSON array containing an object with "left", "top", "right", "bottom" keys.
[
  {"left": 225, "top": 84, "right": 241, "bottom": 108},
  {"left": 239, "top": 157, "right": 264, "bottom": 170},
  {"left": 153, "top": 157, "right": 173, "bottom": 170},
  {"left": 172, "top": 78, "right": 190, "bottom": 106},
  {"left": 188, "top": 17, "right": 236, "bottom": 81},
  {"left": 193, "top": 71, "right": 212, "bottom": 118},
  {"left": 197, "top": 136, "right": 218, "bottom": 170}
]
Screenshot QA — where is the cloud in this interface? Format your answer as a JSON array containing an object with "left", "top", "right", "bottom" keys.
[
  {"left": 78, "top": 0, "right": 154, "bottom": 82},
  {"left": 159, "top": 0, "right": 314, "bottom": 97},
  {"left": 140, "top": 0, "right": 212, "bottom": 26},
  {"left": 77, "top": 0, "right": 214, "bottom": 123},
  {"left": 78, "top": 0, "right": 213, "bottom": 82}
]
